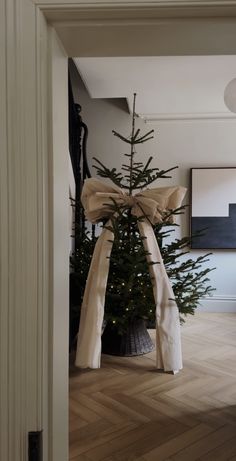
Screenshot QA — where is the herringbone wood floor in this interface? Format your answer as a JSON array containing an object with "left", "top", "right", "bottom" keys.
[{"left": 69, "top": 313, "right": 236, "bottom": 460}]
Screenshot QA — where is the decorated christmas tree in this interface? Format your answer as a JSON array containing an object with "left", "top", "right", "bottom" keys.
[{"left": 72, "top": 94, "right": 214, "bottom": 365}]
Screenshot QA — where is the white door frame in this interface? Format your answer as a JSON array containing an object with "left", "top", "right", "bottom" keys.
[{"left": 2, "top": 1, "right": 236, "bottom": 460}]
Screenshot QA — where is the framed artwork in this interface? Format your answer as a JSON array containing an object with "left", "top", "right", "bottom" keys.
[{"left": 191, "top": 167, "right": 236, "bottom": 249}]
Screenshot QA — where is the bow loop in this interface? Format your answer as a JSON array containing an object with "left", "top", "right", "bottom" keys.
[{"left": 81, "top": 178, "right": 187, "bottom": 225}]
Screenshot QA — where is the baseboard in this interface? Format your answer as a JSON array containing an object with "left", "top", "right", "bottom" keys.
[{"left": 198, "top": 295, "right": 236, "bottom": 312}]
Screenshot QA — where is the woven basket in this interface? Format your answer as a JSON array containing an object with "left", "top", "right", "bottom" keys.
[{"left": 102, "top": 318, "right": 155, "bottom": 356}]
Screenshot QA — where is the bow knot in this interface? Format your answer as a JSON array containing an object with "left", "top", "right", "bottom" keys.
[{"left": 123, "top": 194, "right": 137, "bottom": 208}]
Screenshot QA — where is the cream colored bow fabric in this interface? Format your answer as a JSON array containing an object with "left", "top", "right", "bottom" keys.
[{"left": 75, "top": 178, "right": 187, "bottom": 373}]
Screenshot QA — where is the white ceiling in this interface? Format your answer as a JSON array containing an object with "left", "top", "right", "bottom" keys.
[{"left": 74, "top": 56, "right": 236, "bottom": 121}]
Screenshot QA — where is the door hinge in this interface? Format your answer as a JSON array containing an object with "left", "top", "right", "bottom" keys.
[{"left": 28, "top": 431, "right": 43, "bottom": 461}]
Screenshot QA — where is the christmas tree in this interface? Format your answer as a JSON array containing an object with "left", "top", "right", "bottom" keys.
[{"left": 71, "top": 94, "right": 214, "bottom": 349}]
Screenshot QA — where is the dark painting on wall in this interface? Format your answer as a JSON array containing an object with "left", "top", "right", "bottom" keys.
[{"left": 191, "top": 167, "right": 236, "bottom": 249}]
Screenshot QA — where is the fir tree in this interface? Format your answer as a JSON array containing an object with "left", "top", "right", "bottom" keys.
[{"left": 71, "top": 94, "right": 214, "bottom": 338}]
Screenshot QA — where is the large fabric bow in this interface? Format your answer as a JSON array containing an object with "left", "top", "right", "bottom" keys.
[{"left": 75, "top": 178, "right": 187, "bottom": 373}]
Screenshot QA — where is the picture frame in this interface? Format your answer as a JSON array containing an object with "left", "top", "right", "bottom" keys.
[{"left": 190, "top": 167, "right": 236, "bottom": 249}]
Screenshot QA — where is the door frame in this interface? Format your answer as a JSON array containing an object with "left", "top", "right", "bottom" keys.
[{"left": 2, "top": 1, "right": 236, "bottom": 460}]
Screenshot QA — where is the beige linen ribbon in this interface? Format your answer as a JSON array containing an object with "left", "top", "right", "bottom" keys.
[{"left": 75, "top": 178, "right": 187, "bottom": 373}]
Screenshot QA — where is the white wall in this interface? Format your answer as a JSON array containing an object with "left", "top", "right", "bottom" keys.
[{"left": 70, "top": 62, "right": 236, "bottom": 312}]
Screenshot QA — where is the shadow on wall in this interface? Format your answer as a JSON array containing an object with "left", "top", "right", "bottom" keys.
[
  {"left": 102, "top": 97, "right": 129, "bottom": 113},
  {"left": 69, "top": 58, "right": 129, "bottom": 114}
]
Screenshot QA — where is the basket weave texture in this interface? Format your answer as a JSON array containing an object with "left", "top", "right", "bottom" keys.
[{"left": 102, "top": 318, "right": 155, "bottom": 356}]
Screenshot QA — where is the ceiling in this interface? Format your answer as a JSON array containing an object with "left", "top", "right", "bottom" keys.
[{"left": 74, "top": 56, "right": 236, "bottom": 121}]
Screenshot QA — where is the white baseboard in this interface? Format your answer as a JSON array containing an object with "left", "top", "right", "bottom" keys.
[{"left": 198, "top": 295, "right": 236, "bottom": 312}]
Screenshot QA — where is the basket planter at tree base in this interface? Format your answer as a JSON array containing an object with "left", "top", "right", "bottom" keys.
[{"left": 102, "top": 318, "right": 155, "bottom": 356}]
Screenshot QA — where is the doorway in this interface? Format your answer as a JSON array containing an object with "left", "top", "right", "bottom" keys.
[{"left": 3, "top": 3, "right": 236, "bottom": 460}]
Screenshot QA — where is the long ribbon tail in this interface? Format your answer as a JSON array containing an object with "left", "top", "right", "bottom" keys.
[
  {"left": 138, "top": 220, "right": 183, "bottom": 373},
  {"left": 75, "top": 224, "right": 114, "bottom": 368}
]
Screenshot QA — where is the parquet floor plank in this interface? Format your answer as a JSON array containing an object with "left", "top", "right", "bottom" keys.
[
  {"left": 84, "top": 421, "right": 186, "bottom": 461},
  {"left": 70, "top": 313, "right": 236, "bottom": 460},
  {"left": 92, "top": 391, "right": 150, "bottom": 423},
  {"left": 142, "top": 423, "right": 214, "bottom": 461},
  {"left": 136, "top": 393, "right": 198, "bottom": 427},
  {"left": 198, "top": 435, "right": 236, "bottom": 461},
  {"left": 70, "top": 422, "right": 139, "bottom": 459},
  {"left": 169, "top": 425, "right": 236, "bottom": 461}
]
